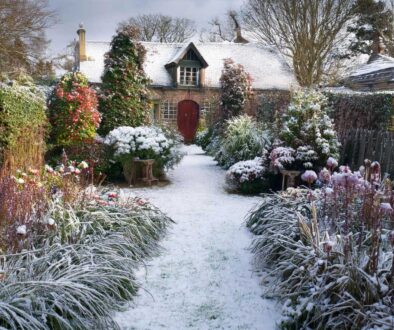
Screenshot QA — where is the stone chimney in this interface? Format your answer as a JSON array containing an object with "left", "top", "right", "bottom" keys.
[
  {"left": 367, "top": 32, "right": 386, "bottom": 64},
  {"left": 77, "top": 23, "right": 87, "bottom": 62}
]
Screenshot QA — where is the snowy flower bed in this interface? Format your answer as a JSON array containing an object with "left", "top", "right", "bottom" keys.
[{"left": 246, "top": 159, "right": 394, "bottom": 329}]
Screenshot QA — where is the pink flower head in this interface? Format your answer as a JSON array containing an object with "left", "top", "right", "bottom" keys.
[
  {"left": 326, "top": 157, "right": 338, "bottom": 169},
  {"left": 301, "top": 170, "right": 317, "bottom": 184},
  {"left": 339, "top": 165, "right": 351, "bottom": 173},
  {"left": 74, "top": 168, "right": 81, "bottom": 175},
  {"left": 319, "top": 168, "right": 331, "bottom": 183}
]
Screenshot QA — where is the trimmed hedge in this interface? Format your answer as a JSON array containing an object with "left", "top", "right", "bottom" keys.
[
  {"left": 324, "top": 91, "right": 393, "bottom": 134},
  {"left": 0, "top": 82, "right": 47, "bottom": 175}
]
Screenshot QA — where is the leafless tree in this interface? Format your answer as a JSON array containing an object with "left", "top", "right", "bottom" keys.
[
  {"left": 119, "top": 14, "right": 196, "bottom": 43},
  {"left": 0, "top": 0, "right": 56, "bottom": 77},
  {"left": 242, "top": 0, "right": 356, "bottom": 86},
  {"left": 201, "top": 11, "right": 240, "bottom": 42}
]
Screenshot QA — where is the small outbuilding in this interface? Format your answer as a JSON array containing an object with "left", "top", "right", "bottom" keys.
[{"left": 345, "top": 35, "right": 394, "bottom": 92}]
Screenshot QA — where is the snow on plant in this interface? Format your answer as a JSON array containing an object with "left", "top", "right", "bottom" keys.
[
  {"left": 104, "top": 125, "right": 181, "bottom": 169},
  {"left": 226, "top": 157, "right": 269, "bottom": 194},
  {"left": 48, "top": 72, "right": 100, "bottom": 146},
  {"left": 247, "top": 159, "right": 394, "bottom": 329},
  {"left": 0, "top": 189, "right": 172, "bottom": 329},
  {"left": 279, "top": 89, "right": 340, "bottom": 170},
  {"left": 213, "top": 115, "right": 269, "bottom": 169},
  {"left": 269, "top": 146, "right": 295, "bottom": 169},
  {"left": 227, "top": 157, "right": 266, "bottom": 183},
  {"left": 219, "top": 58, "right": 252, "bottom": 119}
]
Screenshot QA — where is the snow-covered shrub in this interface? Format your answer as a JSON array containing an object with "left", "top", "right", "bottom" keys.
[
  {"left": 278, "top": 89, "right": 340, "bottom": 171},
  {"left": 195, "top": 128, "right": 213, "bottom": 150},
  {"left": 247, "top": 160, "right": 394, "bottom": 329},
  {"left": 226, "top": 157, "right": 269, "bottom": 194},
  {"left": 219, "top": 58, "right": 252, "bottom": 119},
  {"left": 0, "top": 190, "right": 172, "bottom": 329},
  {"left": 104, "top": 126, "right": 183, "bottom": 178},
  {"left": 269, "top": 146, "right": 296, "bottom": 170},
  {"left": 213, "top": 115, "right": 269, "bottom": 169}
]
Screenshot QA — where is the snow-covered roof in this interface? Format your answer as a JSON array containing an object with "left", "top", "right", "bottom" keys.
[
  {"left": 79, "top": 41, "right": 296, "bottom": 90},
  {"left": 348, "top": 54, "right": 394, "bottom": 77}
]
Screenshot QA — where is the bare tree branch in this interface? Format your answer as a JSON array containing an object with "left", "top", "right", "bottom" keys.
[
  {"left": 0, "top": 0, "right": 56, "bottom": 78},
  {"left": 119, "top": 14, "right": 196, "bottom": 43},
  {"left": 242, "top": 0, "right": 356, "bottom": 86}
]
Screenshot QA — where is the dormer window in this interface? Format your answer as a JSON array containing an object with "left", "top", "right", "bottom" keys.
[
  {"left": 165, "top": 42, "right": 209, "bottom": 88},
  {"left": 180, "top": 66, "right": 199, "bottom": 86}
]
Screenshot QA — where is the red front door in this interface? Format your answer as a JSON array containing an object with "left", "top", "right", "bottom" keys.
[{"left": 177, "top": 100, "right": 199, "bottom": 142}]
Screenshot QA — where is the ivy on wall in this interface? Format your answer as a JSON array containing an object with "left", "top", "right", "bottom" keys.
[{"left": 324, "top": 92, "right": 393, "bottom": 135}]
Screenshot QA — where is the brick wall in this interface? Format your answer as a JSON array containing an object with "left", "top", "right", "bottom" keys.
[{"left": 151, "top": 87, "right": 290, "bottom": 126}]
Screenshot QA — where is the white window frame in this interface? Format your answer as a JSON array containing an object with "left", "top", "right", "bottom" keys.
[{"left": 179, "top": 66, "right": 200, "bottom": 86}]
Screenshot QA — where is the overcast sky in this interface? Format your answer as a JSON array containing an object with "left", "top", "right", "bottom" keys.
[{"left": 47, "top": 0, "right": 245, "bottom": 55}]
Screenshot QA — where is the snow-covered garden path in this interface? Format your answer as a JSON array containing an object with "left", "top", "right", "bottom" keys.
[{"left": 115, "top": 145, "right": 279, "bottom": 329}]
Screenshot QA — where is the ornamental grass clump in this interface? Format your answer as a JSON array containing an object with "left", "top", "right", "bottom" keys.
[
  {"left": 0, "top": 188, "right": 172, "bottom": 329},
  {"left": 211, "top": 115, "right": 269, "bottom": 169},
  {"left": 247, "top": 159, "right": 394, "bottom": 329}
]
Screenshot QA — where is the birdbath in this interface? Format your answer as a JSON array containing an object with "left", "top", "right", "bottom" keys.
[
  {"left": 280, "top": 169, "right": 301, "bottom": 190},
  {"left": 133, "top": 159, "right": 158, "bottom": 186}
]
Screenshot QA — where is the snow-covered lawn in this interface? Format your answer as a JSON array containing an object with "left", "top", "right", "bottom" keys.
[{"left": 115, "top": 145, "right": 279, "bottom": 329}]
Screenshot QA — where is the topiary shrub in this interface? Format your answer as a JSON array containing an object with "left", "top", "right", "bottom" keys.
[
  {"left": 98, "top": 26, "right": 151, "bottom": 136},
  {"left": 48, "top": 72, "right": 100, "bottom": 147},
  {"left": 219, "top": 58, "right": 252, "bottom": 120},
  {"left": 0, "top": 81, "right": 47, "bottom": 175}
]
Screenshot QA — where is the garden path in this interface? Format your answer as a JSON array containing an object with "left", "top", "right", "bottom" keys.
[{"left": 115, "top": 145, "right": 279, "bottom": 330}]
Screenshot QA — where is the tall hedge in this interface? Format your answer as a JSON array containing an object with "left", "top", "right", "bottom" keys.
[
  {"left": 0, "top": 82, "right": 47, "bottom": 175},
  {"left": 324, "top": 91, "right": 393, "bottom": 134}
]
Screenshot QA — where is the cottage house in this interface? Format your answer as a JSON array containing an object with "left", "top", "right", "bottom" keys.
[{"left": 74, "top": 25, "right": 296, "bottom": 140}]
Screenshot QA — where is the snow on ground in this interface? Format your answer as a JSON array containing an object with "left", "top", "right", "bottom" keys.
[{"left": 114, "top": 145, "right": 279, "bottom": 330}]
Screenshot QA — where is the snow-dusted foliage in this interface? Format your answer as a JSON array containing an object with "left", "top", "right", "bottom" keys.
[
  {"left": 247, "top": 160, "right": 394, "bottom": 329},
  {"left": 219, "top": 58, "right": 252, "bottom": 119},
  {"left": 226, "top": 157, "right": 269, "bottom": 194},
  {"left": 269, "top": 146, "right": 296, "bottom": 170},
  {"left": 278, "top": 90, "right": 340, "bottom": 170},
  {"left": 105, "top": 126, "right": 183, "bottom": 171},
  {"left": 195, "top": 128, "right": 213, "bottom": 150},
  {"left": 208, "top": 115, "right": 269, "bottom": 169},
  {"left": 0, "top": 188, "right": 172, "bottom": 329}
]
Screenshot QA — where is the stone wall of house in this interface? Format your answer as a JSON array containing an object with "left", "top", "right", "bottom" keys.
[{"left": 151, "top": 87, "right": 291, "bottom": 127}]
